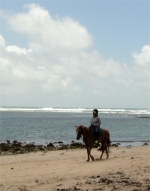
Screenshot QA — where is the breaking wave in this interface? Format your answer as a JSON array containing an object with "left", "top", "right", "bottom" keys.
[{"left": 0, "top": 107, "right": 149, "bottom": 115}]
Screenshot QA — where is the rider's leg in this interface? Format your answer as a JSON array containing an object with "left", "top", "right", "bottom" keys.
[{"left": 94, "top": 127, "right": 99, "bottom": 143}]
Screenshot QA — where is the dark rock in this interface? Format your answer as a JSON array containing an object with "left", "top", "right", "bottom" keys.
[
  {"left": 36, "top": 145, "right": 43, "bottom": 148},
  {"left": 0, "top": 144, "right": 10, "bottom": 151},
  {"left": 0, "top": 143, "right": 7, "bottom": 146},
  {"left": 91, "top": 176, "right": 95, "bottom": 178},
  {"left": 111, "top": 144, "right": 118, "bottom": 147},
  {"left": 70, "top": 142, "right": 85, "bottom": 149},
  {"left": 13, "top": 140, "right": 17, "bottom": 144},
  {"left": 70, "top": 142, "right": 81, "bottom": 147},
  {"left": 47, "top": 143, "right": 54, "bottom": 147},
  {"left": 24, "top": 143, "right": 35, "bottom": 147},
  {"left": 121, "top": 179, "right": 130, "bottom": 184},
  {"left": 6, "top": 140, "right": 10, "bottom": 144},
  {"left": 35, "top": 145, "right": 44, "bottom": 151},
  {"left": 58, "top": 141, "right": 63, "bottom": 144},
  {"left": 100, "top": 177, "right": 107, "bottom": 182}
]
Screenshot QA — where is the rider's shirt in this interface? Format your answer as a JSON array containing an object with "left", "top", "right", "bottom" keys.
[{"left": 90, "top": 116, "right": 101, "bottom": 128}]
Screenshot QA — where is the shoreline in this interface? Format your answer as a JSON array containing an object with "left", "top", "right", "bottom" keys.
[
  {"left": 1, "top": 145, "right": 150, "bottom": 191},
  {"left": 0, "top": 140, "right": 149, "bottom": 156}
]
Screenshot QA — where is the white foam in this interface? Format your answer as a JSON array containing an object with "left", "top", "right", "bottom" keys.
[{"left": 0, "top": 107, "right": 149, "bottom": 115}]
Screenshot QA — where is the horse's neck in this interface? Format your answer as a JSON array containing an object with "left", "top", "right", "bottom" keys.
[
  {"left": 82, "top": 126, "right": 90, "bottom": 139},
  {"left": 82, "top": 126, "right": 95, "bottom": 145},
  {"left": 82, "top": 126, "right": 88, "bottom": 132}
]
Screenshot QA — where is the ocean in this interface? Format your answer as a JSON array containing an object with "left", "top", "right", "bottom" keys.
[{"left": 0, "top": 107, "right": 150, "bottom": 146}]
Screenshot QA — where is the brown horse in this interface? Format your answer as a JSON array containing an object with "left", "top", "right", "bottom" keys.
[{"left": 76, "top": 125, "right": 111, "bottom": 162}]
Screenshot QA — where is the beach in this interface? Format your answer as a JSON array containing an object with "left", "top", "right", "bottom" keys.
[{"left": 1, "top": 144, "right": 150, "bottom": 191}]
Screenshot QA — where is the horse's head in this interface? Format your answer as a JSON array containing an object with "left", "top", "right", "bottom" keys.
[{"left": 76, "top": 125, "right": 83, "bottom": 140}]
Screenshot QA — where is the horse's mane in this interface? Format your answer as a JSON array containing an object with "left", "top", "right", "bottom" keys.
[{"left": 81, "top": 125, "right": 90, "bottom": 131}]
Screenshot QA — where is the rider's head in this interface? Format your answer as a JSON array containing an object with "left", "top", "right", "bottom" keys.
[{"left": 93, "top": 109, "right": 98, "bottom": 116}]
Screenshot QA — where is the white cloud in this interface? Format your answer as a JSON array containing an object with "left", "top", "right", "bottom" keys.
[
  {"left": 0, "top": 4, "right": 149, "bottom": 108},
  {"left": 5, "top": 45, "right": 32, "bottom": 55},
  {"left": 6, "top": 4, "right": 92, "bottom": 51},
  {"left": 132, "top": 45, "right": 150, "bottom": 66},
  {"left": 0, "top": 34, "right": 5, "bottom": 47}
]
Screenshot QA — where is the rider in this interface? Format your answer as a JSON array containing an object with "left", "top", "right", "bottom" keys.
[{"left": 90, "top": 109, "right": 101, "bottom": 143}]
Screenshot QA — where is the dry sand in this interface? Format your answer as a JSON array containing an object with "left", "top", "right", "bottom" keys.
[{"left": 0, "top": 145, "right": 150, "bottom": 191}]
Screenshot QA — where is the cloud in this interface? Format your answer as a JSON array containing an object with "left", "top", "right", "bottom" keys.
[
  {"left": 5, "top": 4, "right": 92, "bottom": 51},
  {"left": 132, "top": 45, "right": 150, "bottom": 66},
  {"left": 0, "top": 35, "right": 5, "bottom": 47},
  {"left": 5, "top": 45, "right": 32, "bottom": 55},
  {"left": 0, "top": 4, "right": 150, "bottom": 107}
]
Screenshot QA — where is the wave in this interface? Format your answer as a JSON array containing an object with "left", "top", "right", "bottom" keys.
[{"left": 0, "top": 107, "right": 150, "bottom": 115}]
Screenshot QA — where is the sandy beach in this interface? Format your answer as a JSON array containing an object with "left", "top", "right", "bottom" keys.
[{"left": 1, "top": 145, "right": 150, "bottom": 191}]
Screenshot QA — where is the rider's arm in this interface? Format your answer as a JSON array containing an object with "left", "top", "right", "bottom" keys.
[
  {"left": 93, "top": 117, "right": 101, "bottom": 127},
  {"left": 90, "top": 118, "right": 94, "bottom": 125}
]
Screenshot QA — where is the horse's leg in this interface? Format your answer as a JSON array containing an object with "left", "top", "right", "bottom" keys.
[
  {"left": 99, "top": 143, "right": 104, "bottom": 159},
  {"left": 85, "top": 137, "right": 95, "bottom": 161},
  {"left": 97, "top": 134, "right": 104, "bottom": 152},
  {"left": 106, "top": 148, "right": 109, "bottom": 159},
  {"left": 86, "top": 147, "right": 94, "bottom": 161},
  {"left": 86, "top": 142, "right": 94, "bottom": 161},
  {"left": 105, "top": 143, "right": 109, "bottom": 159},
  {"left": 100, "top": 142, "right": 107, "bottom": 159},
  {"left": 86, "top": 147, "right": 90, "bottom": 162},
  {"left": 89, "top": 147, "right": 94, "bottom": 161},
  {"left": 100, "top": 150, "right": 104, "bottom": 159}
]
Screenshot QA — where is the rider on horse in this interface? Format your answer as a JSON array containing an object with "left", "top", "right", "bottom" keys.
[{"left": 90, "top": 109, "right": 102, "bottom": 143}]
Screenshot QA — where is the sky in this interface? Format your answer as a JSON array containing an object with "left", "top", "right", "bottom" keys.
[{"left": 0, "top": 0, "right": 150, "bottom": 108}]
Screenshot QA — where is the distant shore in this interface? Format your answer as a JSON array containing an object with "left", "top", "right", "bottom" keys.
[{"left": 135, "top": 116, "right": 150, "bottom": 118}]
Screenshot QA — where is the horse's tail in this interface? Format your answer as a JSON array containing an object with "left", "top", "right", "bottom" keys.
[{"left": 107, "top": 131, "right": 111, "bottom": 153}]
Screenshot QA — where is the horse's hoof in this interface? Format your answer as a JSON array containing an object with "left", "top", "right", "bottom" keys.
[{"left": 86, "top": 160, "right": 89, "bottom": 162}]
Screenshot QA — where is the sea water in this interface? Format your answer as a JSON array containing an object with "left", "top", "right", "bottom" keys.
[{"left": 0, "top": 107, "right": 150, "bottom": 146}]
